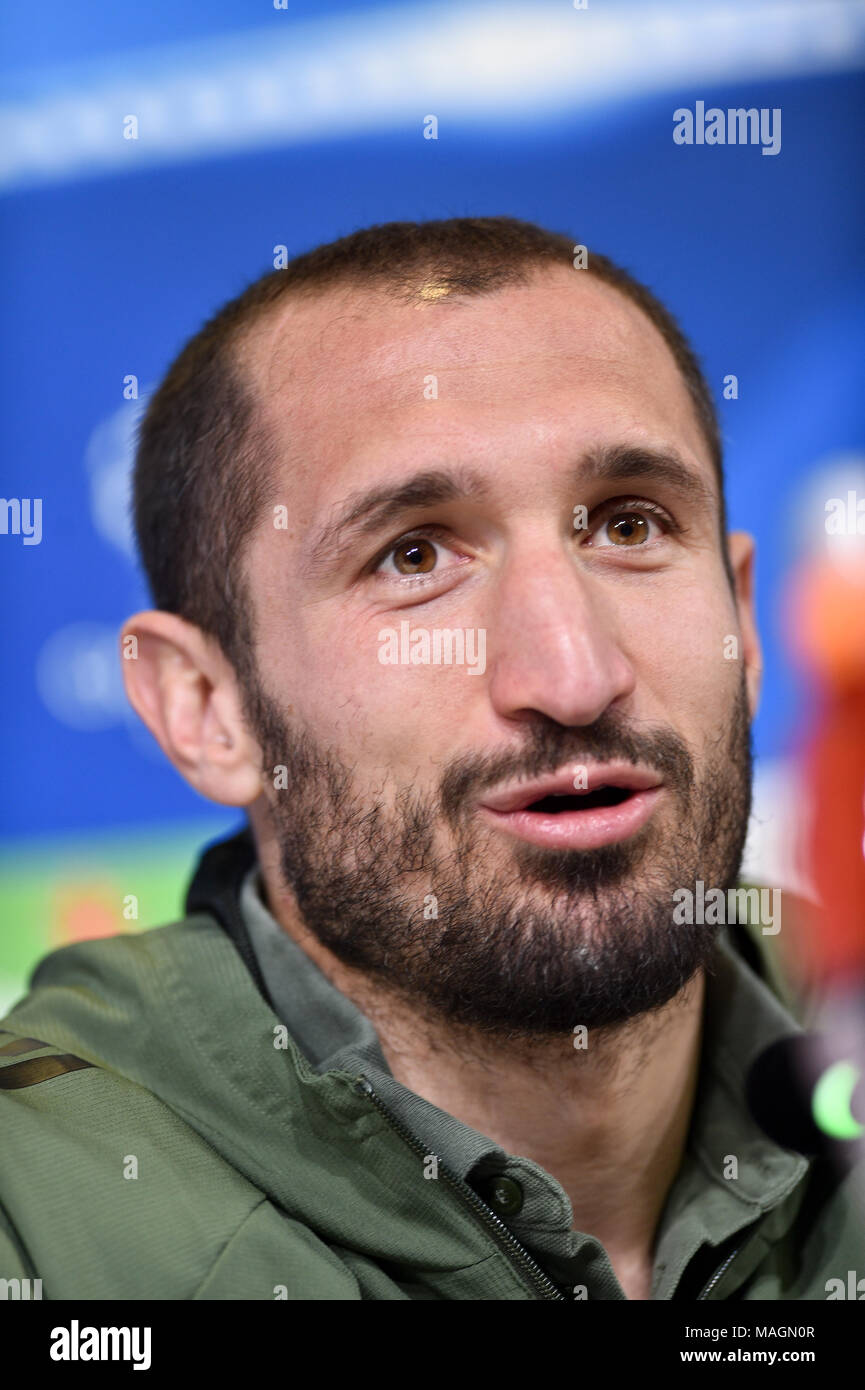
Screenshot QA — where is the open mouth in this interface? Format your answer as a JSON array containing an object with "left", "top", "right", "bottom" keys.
[
  {"left": 478, "top": 768, "right": 662, "bottom": 851},
  {"left": 523, "top": 786, "right": 635, "bottom": 814}
]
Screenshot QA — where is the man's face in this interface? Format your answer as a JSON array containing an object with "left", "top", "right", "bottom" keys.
[{"left": 239, "top": 266, "right": 756, "bottom": 1039}]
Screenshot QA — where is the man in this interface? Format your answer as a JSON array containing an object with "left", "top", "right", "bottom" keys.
[{"left": 1, "top": 217, "right": 861, "bottom": 1300}]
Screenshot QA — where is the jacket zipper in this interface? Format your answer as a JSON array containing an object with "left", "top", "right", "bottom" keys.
[
  {"left": 696, "top": 1244, "right": 741, "bottom": 1300},
  {"left": 353, "top": 1074, "right": 566, "bottom": 1301}
]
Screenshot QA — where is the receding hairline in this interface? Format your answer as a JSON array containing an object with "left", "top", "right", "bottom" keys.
[{"left": 230, "top": 261, "right": 718, "bottom": 477}]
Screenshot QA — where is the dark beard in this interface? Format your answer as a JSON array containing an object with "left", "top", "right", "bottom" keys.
[{"left": 243, "top": 671, "right": 753, "bottom": 1042}]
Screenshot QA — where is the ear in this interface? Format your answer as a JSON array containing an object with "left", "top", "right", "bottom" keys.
[
  {"left": 120, "top": 610, "right": 263, "bottom": 807},
  {"left": 726, "top": 532, "right": 762, "bottom": 720}
]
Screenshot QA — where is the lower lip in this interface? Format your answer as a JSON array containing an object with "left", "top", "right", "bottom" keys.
[{"left": 479, "top": 788, "right": 662, "bottom": 851}]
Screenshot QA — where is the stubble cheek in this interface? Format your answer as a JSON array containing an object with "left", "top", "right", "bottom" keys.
[{"left": 641, "top": 581, "right": 739, "bottom": 732}]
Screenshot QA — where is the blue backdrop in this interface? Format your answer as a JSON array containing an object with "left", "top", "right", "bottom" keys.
[{"left": 1, "top": 0, "right": 863, "bottom": 1000}]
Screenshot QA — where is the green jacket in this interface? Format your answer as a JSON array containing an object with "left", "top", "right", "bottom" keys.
[{"left": 1, "top": 829, "right": 863, "bottom": 1300}]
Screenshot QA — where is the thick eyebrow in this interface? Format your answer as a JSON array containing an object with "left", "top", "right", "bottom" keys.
[
  {"left": 305, "top": 467, "right": 491, "bottom": 573},
  {"left": 304, "top": 445, "right": 716, "bottom": 576},
  {"left": 578, "top": 444, "right": 717, "bottom": 510}
]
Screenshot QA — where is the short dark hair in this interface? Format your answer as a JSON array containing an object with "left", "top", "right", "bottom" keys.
[{"left": 133, "top": 216, "right": 726, "bottom": 687}]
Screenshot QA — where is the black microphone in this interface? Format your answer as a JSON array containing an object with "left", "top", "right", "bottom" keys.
[{"left": 745, "top": 1034, "right": 865, "bottom": 1158}]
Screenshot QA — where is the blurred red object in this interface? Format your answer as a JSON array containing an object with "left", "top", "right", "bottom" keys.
[{"left": 785, "top": 557, "right": 865, "bottom": 984}]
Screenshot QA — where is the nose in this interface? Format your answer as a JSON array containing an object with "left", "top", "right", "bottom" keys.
[{"left": 485, "top": 543, "right": 637, "bottom": 728}]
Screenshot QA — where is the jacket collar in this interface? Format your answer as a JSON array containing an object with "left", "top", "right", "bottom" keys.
[{"left": 185, "top": 823, "right": 272, "bottom": 1004}]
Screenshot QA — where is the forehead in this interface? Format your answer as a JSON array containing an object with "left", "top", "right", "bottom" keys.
[{"left": 239, "top": 266, "right": 710, "bottom": 501}]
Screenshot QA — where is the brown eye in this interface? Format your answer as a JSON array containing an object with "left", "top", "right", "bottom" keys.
[
  {"left": 392, "top": 537, "right": 438, "bottom": 574},
  {"left": 606, "top": 512, "right": 649, "bottom": 546}
]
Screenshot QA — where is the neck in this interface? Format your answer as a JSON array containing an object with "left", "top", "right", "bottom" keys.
[{"left": 354, "top": 960, "right": 704, "bottom": 1276}]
